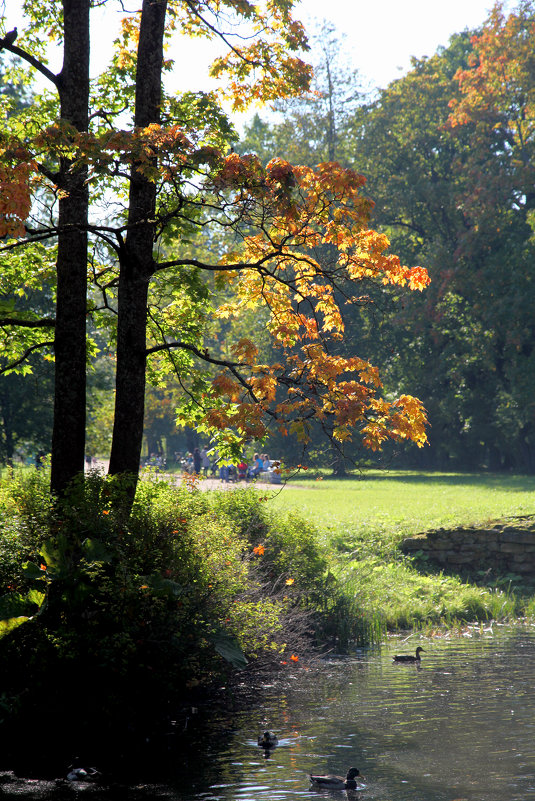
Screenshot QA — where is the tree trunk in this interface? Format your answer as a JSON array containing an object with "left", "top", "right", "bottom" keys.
[
  {"left": 331, "top": 441, "right": 347, "bottom": 476},
  {"left": 108, "top": 0, "right": 167, "bottom": 498},
  {"left": 50, "top": 0, "right": 90, "bottom": 496},
  {"left": 0, "top": 391, "right": 14, "bottom": 466}
]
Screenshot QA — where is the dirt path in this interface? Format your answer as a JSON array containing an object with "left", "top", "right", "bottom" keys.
[{"left": 88, "top": 460, "right": 279, "bottom": 492}]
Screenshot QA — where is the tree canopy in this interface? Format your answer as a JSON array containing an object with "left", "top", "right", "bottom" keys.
[
  {"left": 0, "top": 0, "right": 430, "bottom": 500},
  {"left": 236, "top": 1, "right": 535, "bottom": 471}
]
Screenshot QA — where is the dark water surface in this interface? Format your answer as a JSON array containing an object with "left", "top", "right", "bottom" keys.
[{"left": 3, "top": 624, "right": 535, "bottom": 800}]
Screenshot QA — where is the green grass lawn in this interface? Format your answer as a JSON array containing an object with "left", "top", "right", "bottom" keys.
[
  {"left": 268, "top": 471, "right": 535, "bottom": 632},
  {"left": 271, "top": 470, "right": 535, "bottom": 540}
]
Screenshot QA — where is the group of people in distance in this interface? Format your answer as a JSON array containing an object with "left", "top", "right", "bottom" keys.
[
  {"left": 219, "top": 451, "right": 273, "bottom": 483},
  {"left": 178, "top": 448, "right": 274, "bottom": 483},
  {"left": 176, "top": 447, "right": 210, "bottom": 475}
]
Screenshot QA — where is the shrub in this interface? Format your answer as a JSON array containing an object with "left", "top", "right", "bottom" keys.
[{"left": 0, "top": 474, "right": 360, "bottom": 753}]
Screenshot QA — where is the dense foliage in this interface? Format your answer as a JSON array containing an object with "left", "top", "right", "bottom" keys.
[
  {"left": 238, "top": 1, "right": 535, "bottom": 472},
  {"left": 0, "top": 468, "right": 375, "bottom": 758}
]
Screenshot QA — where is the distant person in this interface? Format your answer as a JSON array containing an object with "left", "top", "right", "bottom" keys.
[
  {"left": 193, "top": 447, "right": 202, "bottom": 474},
  {"left": 253, "top": 453, "right": 263, "bottom": 476},
  {"left": 35, "top": 451, "right": 45, "bottom": 469},
  {"left": 200, "top": 447, "right": 210, "bottom": 475},
  {"left": 262, "top": 454, "right": 271, "bottom": 471}
]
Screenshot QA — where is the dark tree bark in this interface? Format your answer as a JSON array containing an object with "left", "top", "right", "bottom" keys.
[
  {"left": 0, "top": 389, "right": 14, "bottom": 466},
  {"left": 50, "top": 0, "right": 90, "bottom": 495},
  {"left": 108, "top": 0, "right": 168, "bottom": 497}
]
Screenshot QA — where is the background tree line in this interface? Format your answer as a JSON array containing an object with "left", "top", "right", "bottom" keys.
[{"left": 238, "top": 4, "right": 535, "bottom": 472}]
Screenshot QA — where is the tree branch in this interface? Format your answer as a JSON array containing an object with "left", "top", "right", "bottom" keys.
[
  {"left": 146, "top": 338, "right": 267, "bottom": 408},
  {"left": 2, "top": 42, "right": 59, "bottom": 88},
  {"left": 183, "top": 0, "right": 262, "bottom": 67},
  {"left": 0, "top": 340, "right": 55, "bottom": 374},
  {"left": 146, "top": 338, "right": 240, "bottom": 368}
]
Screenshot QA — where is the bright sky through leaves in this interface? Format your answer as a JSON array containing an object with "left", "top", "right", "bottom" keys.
[
  {"left": 0, "top": 0, "right": 510, "bottom": 96},
  {"left": 297, "top": 0, "right": 506, "bottom": 89}
]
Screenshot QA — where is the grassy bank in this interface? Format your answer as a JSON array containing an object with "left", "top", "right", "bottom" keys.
[{"left": 270, "top": 470, "right": 535, "bottom": 629}]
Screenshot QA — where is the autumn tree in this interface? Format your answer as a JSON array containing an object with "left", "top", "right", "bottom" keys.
[
  {"left": 449, "top": 0, "right": 535, "bottom": 215},
  {"left": 0, "top": 1, "right": 430, "bottom": 507},
  {"left": 444, "top": 0, "right": 535, "bottom": 467},
  {"left": 338, "top": 12, "right": 535, "bottom": 470},
  {"left": 236, "top": 25, "right": 375, "bottom": 474}
]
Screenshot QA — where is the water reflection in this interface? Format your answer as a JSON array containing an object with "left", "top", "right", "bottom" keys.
[{"left": 3, "top": 625, "right": 535, "bottom": 800}]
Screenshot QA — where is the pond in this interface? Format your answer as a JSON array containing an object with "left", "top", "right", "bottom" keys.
[{"left": 3, "top": 624, "right": 535, "bottom": 800}]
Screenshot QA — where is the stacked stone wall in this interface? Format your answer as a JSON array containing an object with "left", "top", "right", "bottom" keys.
[{"left": 401, "top": 517, "right": 535, "bottom": 575}]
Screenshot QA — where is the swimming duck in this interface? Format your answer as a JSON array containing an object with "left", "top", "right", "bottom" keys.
[
  {"left": 308, "top": 767, "right": 364, "bottom": 790},
  {"left": 66, "top": 766, "right": 100, "bottom": 782},
  {"left": 393, "top": 646, "right": 425, "bottom": 663},
  {"left": 258, "top": 730, "right": 278, "bottom": 749}
]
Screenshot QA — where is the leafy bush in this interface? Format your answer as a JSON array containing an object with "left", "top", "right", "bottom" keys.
[
  {"left": 210, "top": 490, "right": 375, "bottom": 647},
  {"left": 0, "top": 473, "right": 363, "bottom": 751}
]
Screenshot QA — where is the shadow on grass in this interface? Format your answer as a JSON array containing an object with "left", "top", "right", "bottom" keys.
[
  {"left": 314, "top": 470, "right": 535, "bottom": 492},
  {"left": 407, "top": 551, "right": 535, "bottom": 601}
]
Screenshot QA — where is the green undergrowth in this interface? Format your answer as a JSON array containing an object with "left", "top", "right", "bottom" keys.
[{"left": 0, "top": 469, "right": 371, "bottom": 753}]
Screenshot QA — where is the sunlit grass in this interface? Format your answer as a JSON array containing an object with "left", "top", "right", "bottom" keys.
[
  {"left": 272, "top": 470, "right": 535, "bottom": 544},
  {"left": 268, "top": 471, "right": 535, "bottom": 631}
]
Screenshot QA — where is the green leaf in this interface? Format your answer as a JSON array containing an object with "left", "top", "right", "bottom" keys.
[
  {"left": 22, "top": 561, "right": 46, "bottom": 580},
  {"left": 0, "top": 616, "right": 29, "bottom": 638},
  {"left": 209, "top": 630, "right": 248, "bottom": 669},
  {"left": 39, "top": 539, "right": 62, "bottom": 569},
  {"left": 26, "top": 589, "right": 46, "bottom": 608}
]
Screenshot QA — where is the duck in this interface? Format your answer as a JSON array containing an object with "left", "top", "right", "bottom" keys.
[
  {"left": 258, "top": 730, "right": 278, "bottom": 749},
  {"left": 1, "top": 28, "right": 17, "bottom": 48},
  {"left": 308, "top": 767, "right": 364, "bottom": 790},
  {"left": 66, "top": 766, "right": 100, "bottom": 782},
  {"left": 393, "top": 646, "right": 425, "bottom": 663}
]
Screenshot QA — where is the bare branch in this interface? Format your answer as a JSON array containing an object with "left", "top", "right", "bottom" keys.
[{"left": 183, "top": 0, "right": 262, "bottom": 67}]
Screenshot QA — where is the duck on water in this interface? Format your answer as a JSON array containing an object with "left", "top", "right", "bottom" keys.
[
  {"left": 393, "top": 646, "right": 425, "bottom": 663},
  {"left": 308, "top": 767, "right": 365, "bottom": 790},
  {"left": 258, "top": 731, "right": 278, "bottom": 749}
]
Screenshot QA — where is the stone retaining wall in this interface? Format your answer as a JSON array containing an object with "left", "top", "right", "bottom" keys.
[{"left": 401, "top": 516, "right": 535, "bottom": 575}]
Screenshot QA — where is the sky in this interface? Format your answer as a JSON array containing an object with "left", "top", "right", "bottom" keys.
[
  {"left": 1, "top": 0, "right": 508, "bottom": 98},
  {"left": 296, "top": 0, "right": 499, "bottom": 90},
  {"left": 164, "top": 0, "right": 502, "bottom": 96}
]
